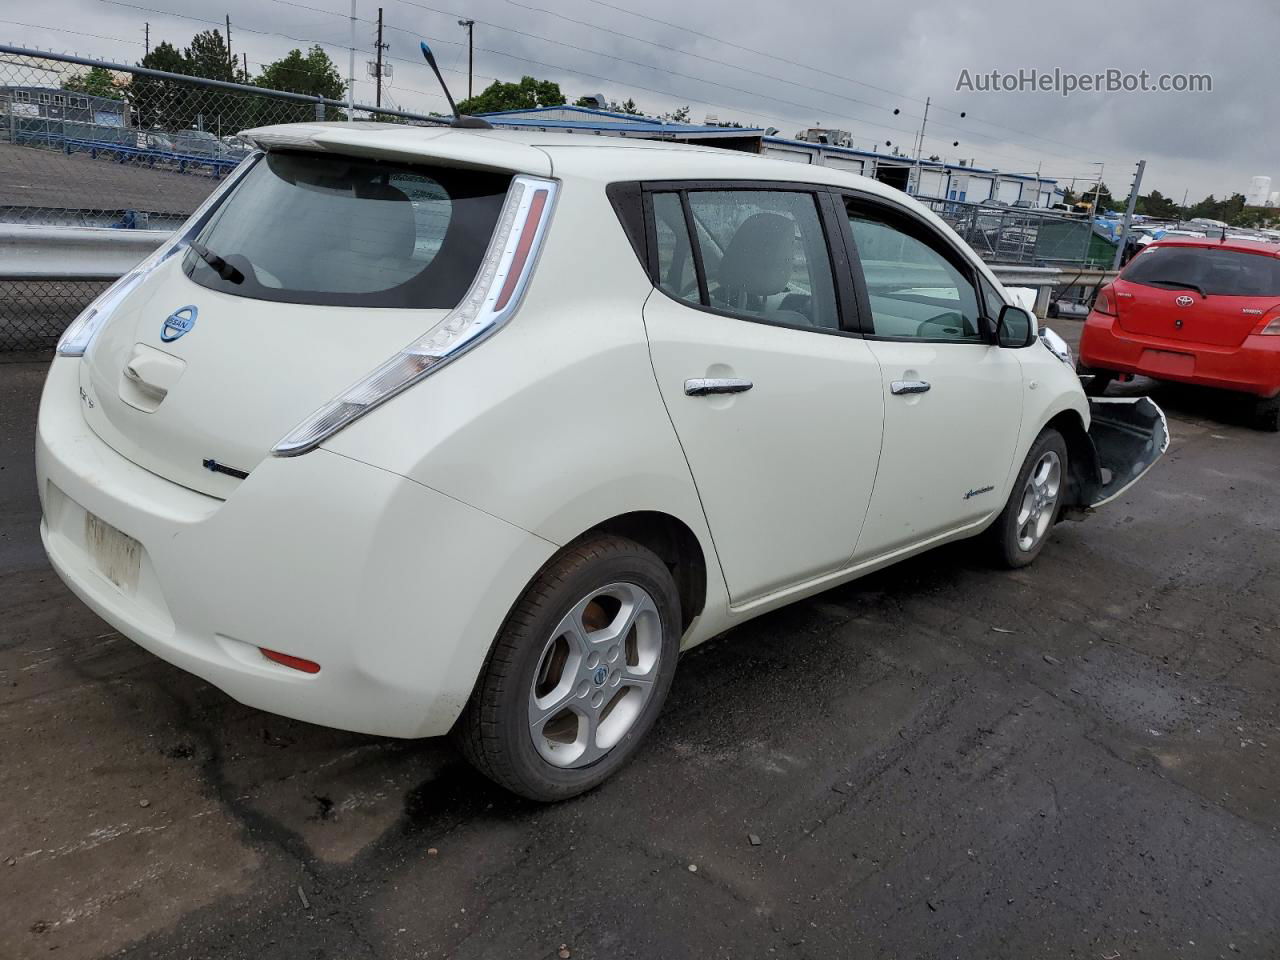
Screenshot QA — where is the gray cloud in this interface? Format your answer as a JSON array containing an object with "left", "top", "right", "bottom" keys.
[{"left": 4, "top": 0, "right": 1276, "bottom": 200}]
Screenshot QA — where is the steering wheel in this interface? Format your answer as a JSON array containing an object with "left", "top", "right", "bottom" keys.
[{"left": 916, "top": 310, "right": 968, "bottom": 339}]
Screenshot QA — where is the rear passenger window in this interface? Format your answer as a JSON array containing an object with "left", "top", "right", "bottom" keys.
[
  {"left": 846, "top": 203, "right": 982, "bottom": 341},
  {"left": 652, "top": 192, "right": 699, "bottom": 304},
  {"left": 684, "top": 190, "right": 838, "bottom": 330}
]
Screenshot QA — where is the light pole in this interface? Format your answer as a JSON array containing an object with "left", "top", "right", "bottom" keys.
[{"left": 457, "top": 19, "right": 475, "bottom": 100}]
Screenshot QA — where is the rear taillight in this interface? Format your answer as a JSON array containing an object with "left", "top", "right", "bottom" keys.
[
  {"left": 272, "top": 175, "right": 559, "bottom": 457},
  {"left": 1094, "top": 285, "right": 1118, "bottom": 317},
  {"left": 1256, "top": 315, "right": 1280, "bottom": 336}
]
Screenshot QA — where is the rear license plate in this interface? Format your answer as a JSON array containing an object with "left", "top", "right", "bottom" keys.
[
  {"left": 85, "top": 513, "right": 142, "bottom": 593},
  {"left": 1139, "top": 348, "right": 1196, "bottom": 378}
]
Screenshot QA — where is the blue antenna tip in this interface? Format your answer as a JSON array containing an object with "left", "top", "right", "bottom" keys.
[{"left": 419, "top": 41, "right": 432, "bottom": 56}]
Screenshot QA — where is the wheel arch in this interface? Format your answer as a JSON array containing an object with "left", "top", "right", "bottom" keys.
[
  {"left": 1043, "top": 408, "right": 1101, "bottom": 508},
  {"left": 572, "top": 511, "right": 708, "bottom": 634}
]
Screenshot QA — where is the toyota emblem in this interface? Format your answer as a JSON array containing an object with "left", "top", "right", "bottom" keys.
[{"left": 1174, "top": 295, "right": 1194, "bottom": 307}]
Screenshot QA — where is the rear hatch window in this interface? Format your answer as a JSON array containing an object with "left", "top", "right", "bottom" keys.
[
  {"left": 81, "top": 151, "right": 514, "bottom": 498},
  {"left": 1123, "top": 245, "right": 1280, "bottom": 297},
  {"left": 183, "top": 151, "right": 511, "bottom": 307}
]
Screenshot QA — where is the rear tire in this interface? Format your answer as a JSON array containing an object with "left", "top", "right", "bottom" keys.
[
  {"left": 1254, "top": 395, "right": 1280, "bottom": 433},
  {"left": 988, "top": 429, "right": 1069, "bottom": 569},
  {"left": 455, "top": 535, "right": 681, "bottom": 802}
]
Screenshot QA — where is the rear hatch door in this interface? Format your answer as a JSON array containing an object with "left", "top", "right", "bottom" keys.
[
  {"left": 1115, "top": 244, "right": 1280, "bottom": 347},
  {"left": 80, "top": 148, "right": 516, "bottom": 498}
]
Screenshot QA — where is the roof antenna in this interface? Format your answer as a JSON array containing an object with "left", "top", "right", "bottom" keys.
[{"left": 419, "top": 41, "right": 492, "bottom": 129}]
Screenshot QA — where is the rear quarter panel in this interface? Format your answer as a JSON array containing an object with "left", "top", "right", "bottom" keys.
[{"left": 322, "top": 175, "right": 731, "bottom": 637}]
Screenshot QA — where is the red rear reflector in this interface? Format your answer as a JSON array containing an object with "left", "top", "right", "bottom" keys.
[
  {"left": 260, "top": 648, "right": 321, "bottom": 674},
  {"left": 492, "top": 188, "right": 549, "bottom": 312}
]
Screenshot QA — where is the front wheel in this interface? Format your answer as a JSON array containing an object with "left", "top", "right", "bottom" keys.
[
  {"left": 988, "top": 429, "right": 1069, "bottom": 568},
  {"left": 455, "top": 535, "right": 681, "bottom": 802}
]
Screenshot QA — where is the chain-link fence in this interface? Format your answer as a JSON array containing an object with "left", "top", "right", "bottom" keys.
[
  {"left": 916, "top": 198, "right": 1112, "bottom": 269},
  {"left": 0, "top": 45, "right": 446, "bottom": 354}
]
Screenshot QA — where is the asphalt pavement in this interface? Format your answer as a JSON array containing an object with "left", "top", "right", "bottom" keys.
[{"left": 3, "top": 320, "right": 1278, "bottom": 959}]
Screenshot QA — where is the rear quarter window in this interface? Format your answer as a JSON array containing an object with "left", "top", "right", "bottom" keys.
[{"left": 184, "top": 152, "right": 511, "bottom": 308}]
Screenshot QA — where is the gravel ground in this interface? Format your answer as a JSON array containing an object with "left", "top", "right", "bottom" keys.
[{"left": 2, "top": 320, "right": 1278, "bottom": 960}]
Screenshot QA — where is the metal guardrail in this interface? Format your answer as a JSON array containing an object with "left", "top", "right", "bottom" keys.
[{"left": 0, "top": 224, "right": 169, "bottom": 279}]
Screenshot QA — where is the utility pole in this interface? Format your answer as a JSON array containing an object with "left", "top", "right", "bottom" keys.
[
  {"left": 242, "top": 52, "right": 248, "bottom": 79},
  {"left": 374, "top": 7, "right": 388, "bottom": 108},
  {"left": 346, "top": 0, "right": 356, "bottom": 122},
  {"left": 144, "top": 22, "right": 149, "bottom": 56},
  {"left": 1112, "top": 160, "right": 1146, "bottom": 270},
  {"left": 458, "top": 19, "right": 475, "bottom": 99},
  {"left": 225, "top": 14, "right": 232, "bottom": 72},
  {"left": 910, "top": 95, "right": 930, "bottom": 196}
]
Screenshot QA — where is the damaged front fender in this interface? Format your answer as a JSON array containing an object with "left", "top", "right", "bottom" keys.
[{"left": 1071, "top": 396, "right": 1170, "bottom": 509}]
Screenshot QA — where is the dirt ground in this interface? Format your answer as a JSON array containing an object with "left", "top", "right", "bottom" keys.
[{"left": 2, "top": 320, "right": 1278, "bottom": 959}]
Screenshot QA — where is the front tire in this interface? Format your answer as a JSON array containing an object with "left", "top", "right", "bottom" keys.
[
  {"left": 455, "top": 535, "right": 681, "bottom": 802},
  {"left": 989, "top": 429, "right": 1069, "bottom": 568}
]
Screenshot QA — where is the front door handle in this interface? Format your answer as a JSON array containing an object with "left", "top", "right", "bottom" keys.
[
  {"left": 685, "top": 378, "right": 753, "bottom": 397},
  {"left": 890, "top": 379, "right": 931, "bottom": 396}
]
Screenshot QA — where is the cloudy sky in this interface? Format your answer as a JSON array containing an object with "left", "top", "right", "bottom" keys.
[{"left": 3, "top": 0, "right": 1275, "bottom": 200}]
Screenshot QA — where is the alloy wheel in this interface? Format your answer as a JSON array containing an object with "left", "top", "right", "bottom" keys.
[{"left": 528, "top": 582, "right": 664, "bottom": 768}]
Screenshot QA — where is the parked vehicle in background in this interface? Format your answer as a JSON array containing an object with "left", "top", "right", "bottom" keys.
[
  {"left": 1079, "top": 237, "right": 1280, "bottom": 430},
  {"left": 36, "top": 126, "right": 1168, "bottom": 801},
  {"left": 171, "top": 129, "right": 247, "bottom": 160},
  {"left": 135, "top": 131, "right": 175, "bottom": 153}
]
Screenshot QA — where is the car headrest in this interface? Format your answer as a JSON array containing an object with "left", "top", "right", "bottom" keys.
[{"left": 718, "top": 213, "right": 796, "bottom": 303}]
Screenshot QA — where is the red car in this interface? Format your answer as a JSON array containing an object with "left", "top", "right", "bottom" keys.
[{"left": 1079, "top": 237, "right": 1280, "bottom": 431}]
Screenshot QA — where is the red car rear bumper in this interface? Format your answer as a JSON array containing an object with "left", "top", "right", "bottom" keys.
[{"left": 1079, "top": 311, "right": 1280, "bottom": 399}]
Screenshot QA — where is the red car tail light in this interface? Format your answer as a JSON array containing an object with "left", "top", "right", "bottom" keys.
[
  {"left": 1094, "top": 286, "right": 1118, "bottom": 316},
  {"left": 1255, "top": 311, "right": 1280, "bottom": 335}
]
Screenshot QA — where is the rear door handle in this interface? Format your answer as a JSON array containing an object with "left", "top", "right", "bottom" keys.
[
  {"left": 890, "top": 379, "right": 931, "bottom": 396},
  {"left": 685, "top": 378, "right": 753, "bottom": 397}
]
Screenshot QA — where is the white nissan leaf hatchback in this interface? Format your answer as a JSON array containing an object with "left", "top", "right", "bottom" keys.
[{"left": 36, "top": 124, "right": 1168, "bottom": 800}]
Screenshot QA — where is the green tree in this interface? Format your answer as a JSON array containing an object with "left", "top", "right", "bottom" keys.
[
  {"left": 256, "top": 46, "right": 346, "bottom": 122},
  {"left": 130, "top": 41, "right": 191, "bottom": 130},
  {"left": 457, "top": 76, "right": 565, "bottom": 115},
  {"left": 185, "top": 29, "right": 235, "bottom": 82},
  {"left": 1135, "top": 189, "right": 1179, "bottom": 219},
  {"left": 61, "top": 66, "right": 124, "bottom": 101},
  {"left": 659, "top": 104, "right": 691, "bottom": 123},
  {"left": 611, "top": 97, "right": 641, "bottom": 115}
]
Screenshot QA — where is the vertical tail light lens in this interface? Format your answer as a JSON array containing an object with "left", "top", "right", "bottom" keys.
[
  {"left": 1256, "top": 314, "right": 1280, "bottom": 335},
  {"left": 272, "top": 175, "right": 558, "bottom": 457},
  {"left": 1093, "top": 285, "right": 1118, "bottom": 317}
]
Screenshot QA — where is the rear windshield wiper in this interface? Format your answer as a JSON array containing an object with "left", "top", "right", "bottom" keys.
[
  {"left": 1144, "top": 278, "right": 1207, "bottom": 298},
  {"left": 189, "top": 241, "right": 244, "bottom": 284}
]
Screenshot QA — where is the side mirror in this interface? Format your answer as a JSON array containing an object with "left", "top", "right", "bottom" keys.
[{"left": 996, "top": 304, "right": 1038, "bottom": 348}]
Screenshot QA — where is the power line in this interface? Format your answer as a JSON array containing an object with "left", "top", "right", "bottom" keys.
[
  {"left": 568, "top": 0, "right": 1117, "bottom": 161},
  {"left": 388, "top": 0, "right": 1109, "bottom": 169}
]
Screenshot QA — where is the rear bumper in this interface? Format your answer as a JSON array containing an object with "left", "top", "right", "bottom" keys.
[
  {"left": 36, "top": 358, "right": 556, "bottom": 738},
  {"left": 1079, "top": 311, "right": 1280, "bottom": 398}
]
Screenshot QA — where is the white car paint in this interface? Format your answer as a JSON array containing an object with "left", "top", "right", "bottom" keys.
[{"left": 36, "top": 125, "right": 1099, "bottom": 739}]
